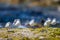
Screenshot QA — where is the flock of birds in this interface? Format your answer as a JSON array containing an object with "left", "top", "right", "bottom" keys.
[
  {"left": 3, "top": 18, "right": 57, "bottom": 28},
  {"left": 44, "top": 18, "right": 56, "bottom": 26}
]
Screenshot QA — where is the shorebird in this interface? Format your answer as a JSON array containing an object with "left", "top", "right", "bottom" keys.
[
  {"left": 51, "top": 18, "right": 56, "bottom": 25},
  {"left": 5, "top": 22, "right": 11, "bottom": 28},
  {"left": 13, "top": 19, "right": 21, "bottom": 27},
  {"left": 44, "top": 18, "right": 51, "bottom": 26},
  {"left": 29, "top": 19, "right": 35, "bottom": 26}
]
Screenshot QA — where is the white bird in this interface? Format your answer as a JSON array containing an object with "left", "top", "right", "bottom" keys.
[
  {"left": 47, "top": 18, "right": 51, "bottom": 22},
  {"left": 13, "top": 19, "right": 21, "bottom": 26},
  {"left": 51, "top": 18, "right": 56, "bottom": 25},
  {"left": 44, "top": 18, "right": 51, "bottom": 26},
  {"left": 5, "top": 22, "right": 11, "bottom": 28},
  {"left": 29, "top": 19, "right": 35, "bottom": 26}
]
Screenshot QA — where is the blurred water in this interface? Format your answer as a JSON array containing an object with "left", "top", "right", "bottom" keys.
[{"left": 0, "top": 5, "right": 60, "bottom": 24}]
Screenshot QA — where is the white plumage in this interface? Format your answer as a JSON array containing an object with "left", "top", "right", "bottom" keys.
[
  {"left": 29, "top": 19, "right": 35, "bottom": 26},
  {"left": 44, "top": 18, "right": 51, "bottom": 26},
  {"left": 5, "top": 22, "right": 11, "bottom": 28},
  {"left": 51, "top": 18, "right": 56, "bottom": 25},
  {"left": 13, "top": 19, "right": 21, "bottom": 26}
]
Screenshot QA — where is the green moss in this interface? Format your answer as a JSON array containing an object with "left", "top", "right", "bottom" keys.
[{"left": 0, "top": 27, "right": 60, "bottom": 40}]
